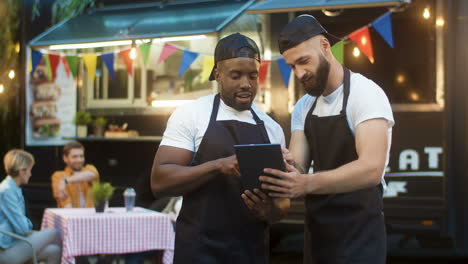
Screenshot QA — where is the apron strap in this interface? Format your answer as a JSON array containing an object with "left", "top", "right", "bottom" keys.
[
  {"left": 340, "top": 65, "right": 351, "bottom": 115},
  {"left": 212, "top": 94, "right": 270, "bottom": 143},
  {"left": 210, "top": 94, "right": 222, "bottom": 124},
  {"left": 250, "top": 107, "right": 270, "bottom": 144}
]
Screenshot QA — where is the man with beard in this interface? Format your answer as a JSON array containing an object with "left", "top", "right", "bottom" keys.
[
  {"left": 260, "top": 15, "right": 394, "bottom": 264},
  {"left": 51, "top": 141, "right": 99, "bottom": 208},
  {"left": 151, "top": 33, "right": 290, "bottom": 264}
]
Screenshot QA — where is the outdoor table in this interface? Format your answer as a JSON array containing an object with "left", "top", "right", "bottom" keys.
[{"left": 41, "top": 207, "right": 175, "bottom": 264}]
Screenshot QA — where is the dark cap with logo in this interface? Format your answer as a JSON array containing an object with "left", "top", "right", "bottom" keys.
[
  {"left": 278, "top": 15, "right": 341, "bottom": 54},
  {"left": 209, "top": 33, "right": 261, "bottom": 81}
]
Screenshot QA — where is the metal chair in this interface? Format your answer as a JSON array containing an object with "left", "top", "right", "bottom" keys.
[{"left": 0, "top": 230, "right": 37, "bottom": 264}]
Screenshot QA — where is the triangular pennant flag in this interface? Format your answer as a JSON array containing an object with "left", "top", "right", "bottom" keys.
[
  {"left": 83, "top": 54, "right": 97, "bottom": 83},
  {"left": 43, "top": 54, "right": 53, "bottom": 81},
  {"left": 31, "top": 50, "right": 43, "bottom": 75},
  {"left": 139, "top": 43, "right": 152, "bottom": 66},
  {"left": 259, "top": 60, "right": 270, "bottom": 87},
  {"left": 48, "top": 54, "right": 61, "bottom": 80},
  {"left": 66, "top": 56, "right": 79, "bottom": 79},
  {"left": 157, "top": 43, "right": 178, "bottom": 64},
  {"left": 331, "top": 40, "right": 344, "bottom": 64},
  {"left": 349, "top": 26, "right": 375, "bottom": 64},
  {"left": 200, "top": 56, "right": 214, "bottom": 82},
  {"left": 101, "top": 53, "right": 115, "bottom": 80},
  {"left": 372, "top": 12, "right": 394, "bottom": 48},
  {"left": 178, "top": 50, "right": 199, "bottom": 77},
  {"left": 119, "top": 49, "right": 133, "bottom": 76},
  {"left": 277, "top": 58, "right": 292, "bottom": 88},
  {"left": 61, "top": 56, "right": 71, "bottom": 78}
]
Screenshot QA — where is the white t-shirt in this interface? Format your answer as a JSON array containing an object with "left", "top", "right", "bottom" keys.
[
  {"left": 291, "top": 72, "right": 394, "bottom": 183},
  {"left": 161, "top": 94, "right": 286, "bottom": 153}
]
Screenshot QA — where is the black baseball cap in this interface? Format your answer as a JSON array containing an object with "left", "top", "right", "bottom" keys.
[
  {"left": 209, "top": 33, "right": 261, "bottom": 81},
  {"left": 278, "top": 15, "right": 342, "bottom": 54}
]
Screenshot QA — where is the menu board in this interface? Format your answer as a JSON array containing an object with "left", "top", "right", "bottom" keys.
[{"left": 26, "top": 57, "right": 76, "bottom": 146}]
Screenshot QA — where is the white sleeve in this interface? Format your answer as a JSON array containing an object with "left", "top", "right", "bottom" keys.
[
  {"left": 160, "top": 104, "right": 196, "bottom": 152},
  {"left": 254, "top": 108, "right": 287, "bottom": 148},
  {"left": 348, "top": 79, "right": 394, "bottom": 129},
  {"left": 271, "top": 123, "right": 286, "bottom": 147},
  {"left": 279, "top": 132, "right": 286, "bottom": 148},
  {"left": 291, "top": 95, "right": 315, "bottom": 132}
]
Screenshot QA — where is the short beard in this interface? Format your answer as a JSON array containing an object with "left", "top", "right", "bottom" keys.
[
  {"left": 219, "top": 85, "right": 254, "bottom": 111},
  {"left": 300, "top": 55, "right": 330, "bottom": 97}
]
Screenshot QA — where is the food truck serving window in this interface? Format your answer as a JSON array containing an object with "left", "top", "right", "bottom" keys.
[
  {"left": 27, "top": 0, "right": 256, "bottom": 110},
  {"left": 83, "top": 36, "right": 218, "bottom": 109}
]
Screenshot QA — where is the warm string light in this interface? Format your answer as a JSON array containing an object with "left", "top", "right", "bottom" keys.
[
  {"left": 423, "top": 7, "right": 430, "bottom": 19},
  {"left": 396, "top": 74, "right": 406, "bottom": 84},
  {"left": 0, "top": 84, "right": 4, "bottom": 94},
  {"left": 8, "top": 70, "right": 15, "bottom": 80},
  {"left": 436, "top": 17, "right": 445, "bottom": 27},
  {"left": 353, "top": 47, "right": 360, "bottom": 57},
  {"left": 361, "top": 36, "right": 367, "bottom": 46},
  {"left": 129, "top": 46, "right": 137, "bottom": 60},
  {"left": 410, "top": 91, "right": 420, "bottom": 101}
]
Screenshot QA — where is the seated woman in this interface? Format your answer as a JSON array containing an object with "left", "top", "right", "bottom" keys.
[{"left": 0, "top": 149, "right": 62, "bottom": 264}]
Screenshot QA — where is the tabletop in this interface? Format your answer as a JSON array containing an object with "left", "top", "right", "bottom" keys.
[{"left": 41, "top": 207, "right": 175, "bottom": 264}]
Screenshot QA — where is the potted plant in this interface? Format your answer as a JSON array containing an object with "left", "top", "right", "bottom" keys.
[
  {"left": 93, "top": 116, "right": 107, "bottom": 137},
  {"left": 74, "top": 110, "right": 92, "bottom": 137},
  {"left": 91, "top": 182, "right": 115, "bottom": 213}
]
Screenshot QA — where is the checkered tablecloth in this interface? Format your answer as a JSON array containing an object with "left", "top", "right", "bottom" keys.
[{"left": 41, "top": 207, "right": 175, "bottom": 264}]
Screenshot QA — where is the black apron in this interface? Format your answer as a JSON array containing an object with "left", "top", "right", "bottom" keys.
[
  {"left": 174, "top": 94, "right": 271, "bottom": 264},
  {"left": 303, "top": 66, "right": 386, "bottom": 264}
]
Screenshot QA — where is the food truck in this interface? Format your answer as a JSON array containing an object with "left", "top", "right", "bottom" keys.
[{"left": 20, "top": 0, "right": 468, "bottom": 257}]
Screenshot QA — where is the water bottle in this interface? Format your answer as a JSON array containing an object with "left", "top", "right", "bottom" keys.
[{"left": 123, "top": 188, "right": 136, "bottom": 212}]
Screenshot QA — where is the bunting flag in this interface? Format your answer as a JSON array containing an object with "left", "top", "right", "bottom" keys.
[
  {"left": 200, "top": 56, "right": 214, "bottom": 82},
  {"left": 48, "top": 54, "right": 61, "bottom": 80},
  {"left": 119, "top": 49, "right": 134, "bottom": 76},
  {"left": 277, "top": 58, "right": 292, "bottom": 88},
  {"left": 43, "top": 54, "right": 53, "bottom": 81},
  {"left": 372, "top": 12, "right": 394, "bottom": 48},
  {"left": 349, "top": 26, "right": 375, "bottom": 64},
  {"left": 83, "top": 54, "right": 97, "bottom": 83},
  {"left": 28, "top": 8, "right": 395, "bottom": 88},
  {"left": 61, "top": 56, "right": 71, "bottom": 78},
  {"left": 178, "top": 50, "right": 199, "bottom": 77},
  {"left": 66, "top": 56, "right": 79, "bottom": 79},
  {"left": 139, "top": 43, "right": 152, "bottom": 66},
  {"left": 157, "top": 43, "right": 178, "bottom": 64},
  {"left": 31, "top": 50, "right": 43, "bottom": 75},
  {"left": 101, "top": 53, "right": 115, "bottom": 80},
  {"left": 331, "top": 40, "right": 345, "bottom": 64},
  {"left": 259, "top": 60, "right": 270, "bottom": 87}
]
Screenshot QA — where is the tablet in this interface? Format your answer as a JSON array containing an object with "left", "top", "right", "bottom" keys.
[{"left": 234, "top": 143, "right": 286, "bottom": 191}]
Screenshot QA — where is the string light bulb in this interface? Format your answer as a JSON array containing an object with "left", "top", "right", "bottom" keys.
[
  {"left": 410, "top": 91, "right": 420, "bottom": 101},
  {"left": 436, "top": 17, "right": 445, "bottom": 27},
  {"left": 353, "top": 47, "right": 360, "bottom": 57},
  {"left": 423, "top": 8, "right": 430, "bottom": 19},
  {"left": 8, "top": 70, "right": 15, "bottom": 80},
  {"left": 396, "top": 74, "right": 406, "bottom": 84},
  {"left": 361, "top": 36, "right": 367, "bottom": 46},
  {"left": 0, "top": 84, "right": 4, "bottom": 94},
  {"left": 129, "top": 47, "right": 137, "bottom": 60},
  {"left": 129, "top": 41, "right": 137, "bottom": 60}
]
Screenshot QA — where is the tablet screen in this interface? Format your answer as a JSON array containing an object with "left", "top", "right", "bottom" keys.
[{"left": 234, "top": 143, "right": 285, "bottom": 191}]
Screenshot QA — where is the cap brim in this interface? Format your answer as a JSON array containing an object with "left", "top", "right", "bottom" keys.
[{"left": 208, "top": 65, "right": 216, "bottom": 81}]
